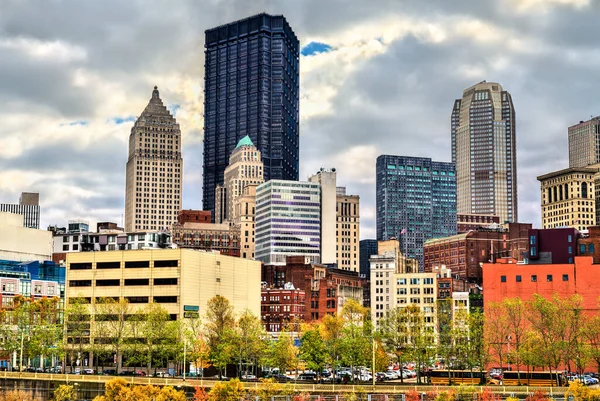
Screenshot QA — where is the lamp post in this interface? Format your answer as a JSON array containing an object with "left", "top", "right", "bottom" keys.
[{"left": 372, "top": 336, "right": 376, "bottom": 387}]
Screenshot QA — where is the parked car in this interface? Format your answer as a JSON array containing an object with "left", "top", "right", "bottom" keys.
[
  {"left": 73, "top": 368, "right": 81, "bottom": 375},
  {"left": 103, "top": 369, "right": 116, "bottom": 376},
  {"left": 83, "top": 369, "right": 95, "bottom": 375},
  {"left": 154, "top": 371, "right": 170, "bottom": 378},
  {"left": 241, "top": 373, "right": 257, "bottom": 380}
]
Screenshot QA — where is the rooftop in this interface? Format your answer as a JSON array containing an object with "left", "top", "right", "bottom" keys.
[{"left": 235, "top": 135, "right": 254, "bottom": 149}]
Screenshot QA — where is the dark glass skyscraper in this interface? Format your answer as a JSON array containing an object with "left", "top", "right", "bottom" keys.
[
  {"left": 202, "top": 13, "right": 300, "bottom": 217},
  {"left": 376, "top": 155, "right": 457, "bottom": 269},
  {"left": 359, "top": 239, "right": 378, "bottom": 279}
]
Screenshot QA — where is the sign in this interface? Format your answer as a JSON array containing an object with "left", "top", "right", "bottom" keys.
[{"left": 183, "top": 305, "right": 199, "bottom": 311}]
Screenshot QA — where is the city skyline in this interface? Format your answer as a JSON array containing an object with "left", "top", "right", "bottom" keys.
[{"left": 0, "top": 1, "right": 598, "bottom": 238}]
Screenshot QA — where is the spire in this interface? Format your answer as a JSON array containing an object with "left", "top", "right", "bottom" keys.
[
  {"left": 152, "top": 86, "right": 159, "bottom": 99},
  {"left": 235, "top": 135, "right": 254, "bottom": 149}
]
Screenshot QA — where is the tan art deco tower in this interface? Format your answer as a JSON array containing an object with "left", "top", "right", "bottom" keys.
[
  {"left": 125, "top": 87, "right": 183, "bottom": 232},
  {"left": 451, "top": 81, "right": 517, "bottom": 224}
]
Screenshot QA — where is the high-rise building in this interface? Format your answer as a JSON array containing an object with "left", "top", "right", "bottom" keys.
[
  {"left": 0, "top": 192, "right": 40, "bottom": 229},
  {"left": 537, "top": 166, "right": 599, "bottom": 231},
  {"left": 451, "top": 81, "right": 517, "bottom": 224},
  {"left": 202, "top": 13, "right": 300, "bottom": 218},
  {"left": 359, "top": 239, "right": 378, "bottom": 279},
  {"left": 233, "top": 184, "right": 258, "bottom": 259},
  {"left": 335, "top": 187, "right": 360, "bottom": 271},
  {"left": 215, "top": 136, "right": 264, "bottom": 223},
  {"left": 569, "top": 117, "right": 600, "bottom": 168},
  {"left": 308, "top": 169, "right": 337, "bottom": 264},
  {"left": 124, "top": 87, "right": 183, "bottom": 232},
  {"left": 255, "top": 180, "right": 320, "bottom": 265},
  {"left": 376, "top": 155, "right": 457, "bottom": 269}
]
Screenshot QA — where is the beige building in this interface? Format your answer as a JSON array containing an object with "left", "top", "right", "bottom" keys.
[
  {"left": 125, "top": 86, "right": 183, "bottom": 232},
  {"left": 569, "top": 117, "right": 600, "bottom": 168},
  {"left": 233, "top": 184, "right": 258, "bottom": 259},
  {"left": 308, "top": 169, "right": 337, "bottom": 264},
  {"left": 538, "top": 166, "right": 599, "bottom": 231},
  {"left": 215, "top": 136, "right": 264, "bottom": 224},
  {"left": 65, "top": 249, "right": 260, "bottom": 319},
  {"left": 0, "top": 212, "right": 52, "bottom": 261},
  {"left": 452, "top": 81, "right": 517, "bottom": 224},
  {"left": 336, "top": 187, "right": 360, "bottom": 272}
]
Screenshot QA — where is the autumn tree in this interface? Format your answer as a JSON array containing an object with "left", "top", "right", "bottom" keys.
[
  {"left": 339, "top": 299, "right": 372, "bottom": 381},
  {"left": 378, "top": 307, "right": 410, "bottom": 383},
  {"left": 320, "top": 313, "right": 344, "bottom": 377},
  {"left": 93, "top": 378, "right": 186, "bottom": 401},
  {"left": 299, "top": 323, "right": 327, "bottom": 378},
  {"left": 205, "top": 295, "right": 236, "bottom": 377},
  {"left": 231, "top": 310, "right": 268, "bottom": 377},
  {"left": 483, "top": 301, "right": 511, "bottom": 370},
  {"left": 94, "top": 297, "right": 130, "bottom": 373},
  {"left": 269, "top": 330, "right": 298, "bottom": 375}
]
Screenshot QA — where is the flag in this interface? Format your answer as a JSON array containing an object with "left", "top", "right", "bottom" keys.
[{"left": 400, "top": 228, "right": 407, "bottom": 235}]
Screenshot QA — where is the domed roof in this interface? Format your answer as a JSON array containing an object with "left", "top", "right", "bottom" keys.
[{"left": 235, "top": 135, "right": 254, "bottom": 149}]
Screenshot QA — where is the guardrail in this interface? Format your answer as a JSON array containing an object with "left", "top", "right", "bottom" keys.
[{"left": 0, "top": 371, "right": 570, "bottom": 395}]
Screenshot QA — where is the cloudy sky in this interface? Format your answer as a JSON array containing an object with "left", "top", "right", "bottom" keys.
[{"left": 0, "top": 0, "right": 597, "bottom": 238}]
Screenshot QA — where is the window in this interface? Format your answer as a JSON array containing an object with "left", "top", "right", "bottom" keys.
[
  {"left": 69, "top": 280, "right": 92, "bottom": 287},
  {"left": 568, "top": 246, "right": 573, "bottom": 255},
  {"left": 547, "top": 275, "right": 553, "bottom": 282},
  {"left": 568, "top": 234, "right": 573, "bottom": 242},
  {"left": 581, "top": 244, "right": 587, "bottom": 254},
  {"left": 125, "top": 261, "right": 150, "bottom": 268},
  {"left": 529, "top": 235, "right": 536, "bottom": 245},
  {"left": 125, "top": 296, "right": 149, "bottom": 304},
  {"left": 530, "top": 247, "right": 537, "bottom": 257},
  {"left": 590, "top": 244, "right": 596, "bottom": 253},
  {"left": 531, "top": 275, "right": 537, "bottom": 282},
  {"left": 154, "top": 296, "right": 177, "bottom": 303},
  {"left": 516, "top": 275, "right": 522, "bottom": 283},
  {"left": 500, "top": 276, "right": 506, "bottom": 283},
  {"left": 154, "top": 260, "right": 178, "bottom": 268},
  {"left": 70, "top": 263, "right": 92, "bottom": 270},
  {"left": 96, "top": 279, "right": 120, "bottom": 286},
  {"left": 63, "top": 245, "right": 69, "bottom": 251},
  {"left": 124, "top": 279, "right": 149, "bottom": 286},
  {"left": 154, "top": 278, "right": 178, "bottom": 285},
  {"left": 97, "top": 262, "right": 121, "bottom": 269},
  {"left": 563, "top": 274, "right": 569, "bottom": 281}
]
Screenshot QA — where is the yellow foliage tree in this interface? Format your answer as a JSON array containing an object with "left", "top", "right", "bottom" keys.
[
  {"left": 93, "top": 378, "right": 186, "bottom": 401},
  {"left": 0, "top": 390, "right": 34, "bottom": 401},
  {"left": 208, "top": 379, "right": 245, "bottom": 401}
]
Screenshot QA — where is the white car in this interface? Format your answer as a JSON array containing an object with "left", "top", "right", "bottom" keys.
[{"left": 242, "top": 374, "right": 257, "bottom": 380}]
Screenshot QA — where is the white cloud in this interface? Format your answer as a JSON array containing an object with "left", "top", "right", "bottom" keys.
[{"left": 0, "top": 37, "right": 87, "bottom": 62}]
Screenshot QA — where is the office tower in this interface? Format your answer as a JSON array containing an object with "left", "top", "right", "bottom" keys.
[
  {"left": 538, "top": 166, "right": 598, "bottom": 231},
  {"left": 124, "top": 87, "right": 183, "bottom": 232},
  {"left": 255, "top": 180, "right": 320, "bottom": 265},
  {"left": 335, "top": 187, "right": 360, "bottom": 271},
  {"left": 376, "top": 155, "right": 457, "bottom": 269},
  {"left": 451, "top": 81, "right": 517, "bottom": 224},
  {"left": 308, "top": 169, "right": 337, "bottom": 264},
  {"left": 0, "top": 192, "right": 40, "bottom": 229},
  {"left": 569, "top": 117, "right": 600, "bottom": 168},
  {"left": 203, "top": 13, "right": 300, "bottom": 218},
  {"left": 215, "top": 136, "right": 264, "bottom": 223},
  {"left": 359, "top": 239, "right": 378, "bottom": 279},
  {"left": 234, "top": 184, "right": 258, "bottom": 259}
]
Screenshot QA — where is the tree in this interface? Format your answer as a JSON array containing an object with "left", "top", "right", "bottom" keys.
[
  {"left": 582, "top": 313, "right": 600, "bottom": 373},
  {"left": 65, "top": 296, "right": 91, "bottom": 371},
  {"left": 503, "top": 298, "right": 526, "bottom": 383},
  {"left": 269, "top": 330, "right": 298, "bottom": 374},
  {"left": 483, "top": 301, "right": 511, "bottom": 371},
  {"left": 54, "top": 385, "right": 76, "bottom": 401},
  {"left": 231, "top": 310, "right": 268, "bottom": 377},
  {"left": 94, "top": 297, "right": 130, "bottom": 373},
  {"left": 143, "top": 302, "right": 179, "bottom": 374},
  {"left": 299, "top": 323, "right": 327, "bottom": 378},
  {"left": 378, "top": 307, "right": 411, "bottom": 383},
  {"left": 320, "top": 313, "right": 344, "bottom": 377},
  {"left": 93, "top": 378, "right": 186, "bottom": 401},
  {"left": 404, "top": 305, "right": 435, "bottom": 384},
  {"left": 208, "top": 379, "right": 245, "bottom": 401},
  {"left": 339, "top": 299, "right": 371, "bottom": 382},
  {"left": 183, "top": 316, "right": 210, "bottom": 377},
  {"left": 205, "top": 295, "right": 236, "bottom": 378}
]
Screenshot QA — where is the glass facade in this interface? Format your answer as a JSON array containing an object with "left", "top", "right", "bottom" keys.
[
  {"left": 376, "top": 155, "right": 457, "bottom": 269},
  {"left": 203, "top": 13, "right": 300, "bottom": 217},
  {"left": 255, "top": 180, "right": 321, "bottom": 265},
  {"left": 359, "top": 239, "right": 378, "bottom": 279}
]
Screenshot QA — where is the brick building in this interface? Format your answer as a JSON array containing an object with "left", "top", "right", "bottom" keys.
[
  {"left": 171, "top": 222, "right": 240, "bottom": 257},
  {"left": 528, "top": 227, "right": 577, "bottom": 264},
  {"left": 423, "top": 223, "right": 531, "bottom": 284},
  {"left": 433, "top": 265, "right": 469, "bottom": 300},
  {"left": 262, "top": 256, "right": 364, "bottom": 322},
  {"left": 457, "top": 214, "right": 500, "bottom": 233},
  {"left": 177, "top": 210, "right": 211, "bottom": 225},
  {"left": 261, "top": 286, "right": 305, "bottom": 333}
]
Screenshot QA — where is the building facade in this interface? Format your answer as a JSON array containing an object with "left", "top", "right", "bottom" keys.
[
  {"left": 336, "top": 187, "right": 360, "bottom": 272},
  {"left": 202, "top": 13, "right": 300, "bottom": 217},
  {"left": 538, "top": 166, "right": 598, "bottom": 231},
  {"left": 0, "top": 212, "right": 52, "bottom": 262},
  {"left": 177, "top": 210, "right": 211, "bottom": 225},
  {"left": 423, "top": 223, "right": 532, "bottom": 284},
  {"left": 451, "top": 81, "right": 517, "bottom": 224},
  {"left": 255, "top": 180, "right": 321, "bottom": 265},
  {"left": 569, "top": 117, "right": 600, "bottom": 168},
  {"left": 376, "top": 155, "right": 457, "bottom": 269},
  {"left": 171, "top": 222, "right": 239, "bottom": 257},
  {"left": 52, "top": 230, "right": 173, "bottom": 255},
  {"left": 261, "top": 285, "right": 305, "bottom": 333},
  {"left": 215, "top": 136, "right": 264, "bottom": 223},
  {"left": 308, "top": 169, "right": 337, "bottom": 265},
  {"left": 124, "top": 86, "right": 183, "bottom": 232},
  {"left": 528, "top": 227, "right": 577, "bottom": 264},
  {"left": 0, "top": 192, "right": 40, "bottom": 229},
  {"left": 359, "top": 239, "right": 378, "bottom": 280},
  {"left": 457, "top": 214, "right": 500, "bottom": 233},
  {"left": 233, "top": 184, "right": 258, "bottom": 259}
]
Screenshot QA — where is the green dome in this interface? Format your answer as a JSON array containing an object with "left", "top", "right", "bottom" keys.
[{"left": 235, "top": 135, "right": 254, "bottom": 149}]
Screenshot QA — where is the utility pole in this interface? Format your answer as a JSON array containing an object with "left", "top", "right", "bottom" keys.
[
  {"left": 183, "top": 339, "right": 187, "bottom": 380},
  {"left": 372, "top": 337, "right": 376, "bottom": 387}
]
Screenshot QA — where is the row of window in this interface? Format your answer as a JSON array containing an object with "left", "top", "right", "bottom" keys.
[
  {"left": 500, "top": 274, "right": 569, "bottom": 283},
  {"left": 70, "top": 278, "right": 178, "bottom": 287},
  {"left": 69, "top": 260, "right": 178, "bottom": 270}
]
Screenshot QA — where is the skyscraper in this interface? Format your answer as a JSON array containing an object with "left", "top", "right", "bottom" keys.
[
  {"left": 202, "top": 13, "right": 300, "bottom": 218},
  {"left": 451, "top": 81, "right": 517, "bottom": 224},
  {"left": 215, "top": 136, "right": 264, "bottom": 223},
  {"left": 376, "top": 155, "right": 457, "bottom": 269},
  {"left": 255, "top": 180, "right": 321, "bottom": 265},
  {"left": 308, "top": 169, "right": 337, "bottom": 264},
  {"left": 569, "top": 117, "right": 600, "bottom": 168},
  {"left": 336, "top": 187, "right": 360, "bottom": 272},
  {"left": 0, "top": 192, "right": 40, "bottom": 229},
  {"left": 124, "top": 87, "right": 183, "bottom": 232}
]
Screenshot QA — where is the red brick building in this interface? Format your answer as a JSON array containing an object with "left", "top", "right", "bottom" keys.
[
  {"left": 171, "top": 222, "right": 240, "bottom": 257},
  {"left": 177, "top": 210, "right": 211, "bottom": 225},
  {"left": 261, "top": 287, "right": 305, "bottom": 333},
  {"left": 423, "top": 223, "right": 531, "bottom": 284},
  {"left": 262, "top": 256, "right": 365, "bottom": 323},
  {"left": 432, "top": 265, "right": 469, "bottom": 299},
  {"left": 457, "top": 214, "right": 500, "bottom": 233}
]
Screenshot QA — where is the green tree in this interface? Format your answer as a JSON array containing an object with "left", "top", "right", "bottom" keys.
[
  {"left": 231, "top": 310, "right": 268, "bottom": 377},
  {"left": 205, "top": 295, "right": 236, "bottom": 378},
  {"left": 269, "top": 330, "right": 298, "bottom": 375},
  {"left": 582, "top": 313, "right": 600, "bottom": 373},
  {"left": 94, "top": 297, "right": 130, "bottom": 373},
  {"left": 378, "top": 307, "right": 411, "bottom": 383},
  {"left": 320, "top": 313, "right": 344, "bottom": 377},
  {"left": 143, "top": 302, "right": 179, "bottom": 374},
  {"left": 65, "top": 296, "right": 91, "bottom": 371},
  {"left": 299, "top": 323, "right": 327, "bottom": 378},
  {"left": 339, "top": 299, "right": 371, "bottom": 382}
]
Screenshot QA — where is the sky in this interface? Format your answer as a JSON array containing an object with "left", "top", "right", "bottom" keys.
[{"left": 0, "top": 0, "right": 598, "bottom": 239}]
